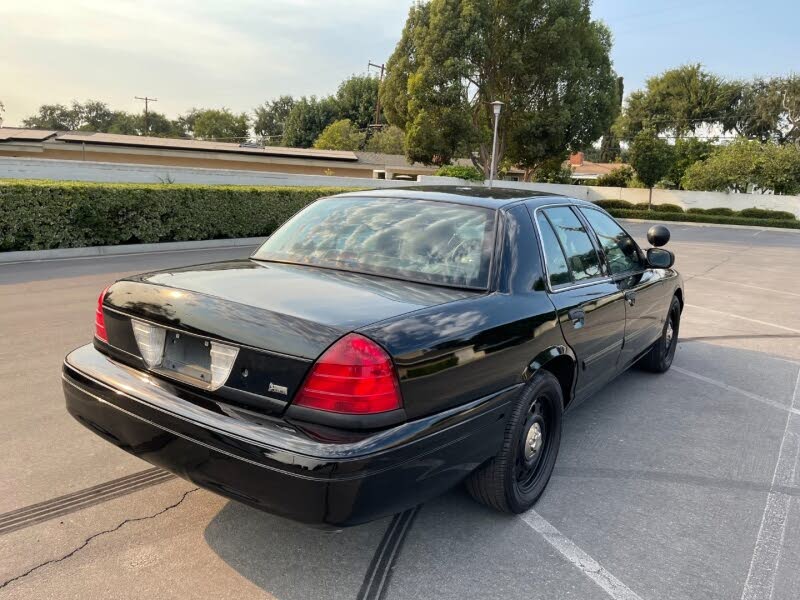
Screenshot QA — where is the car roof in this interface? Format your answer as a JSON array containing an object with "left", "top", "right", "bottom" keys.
[{"left": 332, "top": 185, "right": 593, "bottom": 210}]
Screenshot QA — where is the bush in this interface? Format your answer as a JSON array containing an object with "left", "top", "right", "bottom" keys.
[
  {"left": 606, "top": 208, "right": 800, "bottom": 230},
  {"left": 592, "top": 199, "right": 636, "bottom": 210},
  {"left": 686, "top": 208, "right": 706, "bottom": 214},
  {"left": 595, "top": 165, "right": 635, "bottom": 188},
  {"left": 434, "top": 165, "right": 484, "bottom": 181},
  {"left": 650, "top": 203, "right": 685, "bottom": 213},
  {"left": 0, "top": 180, "right": 359, "bottom": 251},
  {"left": 705, "top": 207, "right": 737, "bottom": 216},
  {"left": 738, "top": 207, "right": 797, "bottom": 220}
]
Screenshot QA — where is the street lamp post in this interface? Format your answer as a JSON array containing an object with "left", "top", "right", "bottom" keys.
[{"left": 488, "top": 101, "right": 504, "bottom": 190}]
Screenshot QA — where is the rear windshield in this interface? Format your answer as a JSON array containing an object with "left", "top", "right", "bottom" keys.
[{"left": 252, "top": 197, "right": 496, "bottom": 288}]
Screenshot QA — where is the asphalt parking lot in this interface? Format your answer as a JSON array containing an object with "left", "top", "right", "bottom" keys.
[{"left": 1, "top": 221, "right": 799, "bottom": 600}]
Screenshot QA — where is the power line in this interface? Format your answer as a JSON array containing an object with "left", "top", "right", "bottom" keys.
[
  {"left": 135, "top": 96, "right": 157, "bottom": 134},
  {"left": 368, "top": 61, "right": 386, "bottom": 128}
]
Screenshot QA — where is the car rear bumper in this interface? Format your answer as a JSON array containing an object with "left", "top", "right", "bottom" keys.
[{"left": 63, "top": 344, "right": 514, "bottom": 527}]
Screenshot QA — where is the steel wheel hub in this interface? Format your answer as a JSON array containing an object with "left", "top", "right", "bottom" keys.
[
  {"left": 665, "top": 318, "right": 674, "bottom": 347},
  {"left": 524, "top": 422, "right": 543, "bottom": 461}
]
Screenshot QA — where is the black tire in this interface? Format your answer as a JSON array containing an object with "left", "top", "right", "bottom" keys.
[
  {"left": 466, "top": 370, "right": 563, "bottom": 513},
  {"left": 638, "top": 295, "right": 681, "bottom": 373}
]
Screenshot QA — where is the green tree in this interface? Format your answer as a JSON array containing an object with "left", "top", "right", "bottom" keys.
[
  {"left": 380, "top": 0, "right": 618, "bottom": 178},
  {"left": 185, "top": 108, "right": 250, "bottom": 141},
  {"left": 628, "top": 130, "right": 674, "bottom": 207},
  {"left": 336, "top": 75, "right": 380, "bottom": 129},
  {"left": 682, "top": 140, "right": 800, "bottom": 194},
  {"left": 665, "top": 138, "right": 714, "bottom": 189},
  {"left": 253, "top": 96, "right": 295, "bottom": 145},
  {"left": 434, "top": 165, "right": 484, "bottom": 181},
  {"left": 23, "top": 103, "right": 83, "bottom": 130},
  {"left": 282, "top": 96, "right": 339, "bottom": 148},
  {"left": 596, "top": 165, "right": 635, "bottom": 188},
  {"left": 365, "top": 125, "right": 406, "bottom": 154},
  {"left": 599, "top": 77, "right": 624, "bottom": 162},
  {"left": 614, "top": 64, "right": 736, "bottom": 140},
  {"left": 107, "top": 112, "right": 141, "bottom": 135},
  {"left": 312, "top": 119, "right": 366, "bottom": 150},
  {"left": 142, "top": 112, "right": 184, "bottom": 137},
  {"left": 722, "top": 75, "right": 800, "bottom": 145}
]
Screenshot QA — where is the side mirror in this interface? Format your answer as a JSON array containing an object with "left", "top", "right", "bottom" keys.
[
  {"left": 647, "top": 225, "right": 671, "bottom": 247},
  {"left": 647, "top": 248, "right": 674, "bottom": 269}
]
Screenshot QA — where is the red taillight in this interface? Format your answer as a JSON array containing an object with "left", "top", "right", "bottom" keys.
[
  {"left": 294, "top": 334, "right": 402, "bottom": 415},
  {"left": 95, "top": 286, "right": 110, "bottom": 342}
]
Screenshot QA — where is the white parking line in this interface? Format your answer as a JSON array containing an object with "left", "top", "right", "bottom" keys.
[
  {"left": 693, "top": 277, "right": 800, "bottom": 299},
  {"left": 521, "top": 511, "right": 644, "bottom": 600},
  {"left": 672, "top": 366, "right": 800, "bottom": 416},
  {"left": 686, "top": 304, "right": 800, "bottom": 335},
  {"left": 741, "top": 369, "right": 800, "bottom": 600}
]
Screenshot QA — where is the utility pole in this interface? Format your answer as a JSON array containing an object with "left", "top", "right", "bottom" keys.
[
  {"left": 367, "top": 62, "right": 386, "bottom": 128},
  {"left": 135, "top": 96, "right": 158, "bottom": 135}
]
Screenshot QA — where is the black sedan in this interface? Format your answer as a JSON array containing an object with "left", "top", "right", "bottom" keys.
[{"left": 62, "top": 187, "right": 683, "bottom": 526}]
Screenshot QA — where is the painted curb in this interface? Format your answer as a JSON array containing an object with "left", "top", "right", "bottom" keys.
[{"left": 0, "top": 237, "right": 267, "bottom": 264}]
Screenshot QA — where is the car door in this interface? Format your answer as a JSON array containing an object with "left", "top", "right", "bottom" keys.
[
  {"left": 530, "top": 204, "right": 626, "bottom": 401},
  {"left": 578, "top": 206, "right": 670, "bottom": 367}
]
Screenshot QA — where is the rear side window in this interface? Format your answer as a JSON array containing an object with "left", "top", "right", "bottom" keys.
[
  {"left": 580, "top": 208, "right": 643, "bottom": 275},
  {"left": 536, "top": 214, "right": 571, "bottom": 288},
  {"left": 541, "top": 207, "right": 603, "bottom": 283}
]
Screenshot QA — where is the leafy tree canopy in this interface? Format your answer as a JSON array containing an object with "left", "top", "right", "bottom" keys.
[
  {"left": 365, "top": 125, "right": 406, "bottom": 155},
  {"left": 183, "top": 108, "right": 250, "bottom": 141},
  {"left": 682, "top": 139, "right": 800, "bottom": 195},
  {"left": 312, "top": 119, "right": 365, "bottom": 151},
  {"left": 596, "top": 165, "right": 635, "bottom": 188},
  {"left": 665, "top": 138, "right": 714, "bottom": 189},
  {"left": 628, "top": 130, "right": 674, "bottom": 190},
  {"left": 614, "top": 64, "right": 736, "bottom": 140},
  {"left": 721, "top": 75, "right": 800, "bottom": 145},
  {"left": 253, "top": 96, "right": 295, "bottom": 145},
  {"left": 381, "top": 0, "right": 619, "bottom": 179},
  {"left": 336, "top": 75, "right": 381, "bottom": 129},
  {"left": 434, "top": 164, "right": 484, "bottom": 181},
  {"left": 282, "top": 96, "right": 339, "bottom": 148},
  {"left": 22, "top": 100, "right": 184, "bottom": 137}
]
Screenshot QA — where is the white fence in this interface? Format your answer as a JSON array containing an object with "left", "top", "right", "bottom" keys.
[{"left": 2, "top": 156, "right": 799, "bottom": 218}]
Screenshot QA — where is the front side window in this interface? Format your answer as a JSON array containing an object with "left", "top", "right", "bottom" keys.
[
  {"left": 541, "top": 207, "right": 603, "bottom": 283},
  {"left": 580, "top": 208, "right": 643, "bottom": 275},
  {"left": 252, "top": 197, "right": 496, "bottom": 288}
]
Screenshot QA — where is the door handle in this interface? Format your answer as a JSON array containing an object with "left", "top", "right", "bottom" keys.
[
  {"left": 568, "top": 308, "right": 585, "bottom": 329},
  {"left": 624, "top": 291, "right": 636, "bottom": 306}
]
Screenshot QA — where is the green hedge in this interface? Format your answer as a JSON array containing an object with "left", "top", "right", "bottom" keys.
[
  {"left": 606, "top": 208, "right": 800, "bottom": 230},
  {"left": 593, "top": 198, "right": 797, "bottom": 223},
  {"left": 0, "top": 180, "right": 359, "bottom": 251}
]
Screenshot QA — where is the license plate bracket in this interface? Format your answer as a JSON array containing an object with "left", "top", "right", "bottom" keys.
[{"left": 160, "top": 331, "right": 212, "bottom": 386}]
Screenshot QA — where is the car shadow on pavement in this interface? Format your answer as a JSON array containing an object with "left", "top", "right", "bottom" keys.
[{"left": 203, "top": 500, "right": 391, "bottom": 600}]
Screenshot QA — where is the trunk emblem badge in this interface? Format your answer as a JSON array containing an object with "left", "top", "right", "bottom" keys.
[{"left": 268, "top": 383, "right": 288, "bottom": 396}]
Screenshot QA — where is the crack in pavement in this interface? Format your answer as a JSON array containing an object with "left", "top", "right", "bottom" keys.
[{"left": 0, "top": 488, "right": 199, "bottom": 591}]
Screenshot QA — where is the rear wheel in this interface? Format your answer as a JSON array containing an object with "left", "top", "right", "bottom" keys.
[
  {"left": 638, "top": 295, "right": 681, "bottom": 373},
  {"left": 466, "top": 370, "right": 563, "bottom": 513}
]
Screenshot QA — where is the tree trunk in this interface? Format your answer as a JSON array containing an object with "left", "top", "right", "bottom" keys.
[{"left": 648, "top": 187, "right": 653, "bottom": 210}]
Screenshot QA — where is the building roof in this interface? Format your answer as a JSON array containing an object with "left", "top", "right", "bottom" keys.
[
  {"left": 55, "top": 131, "right": 358, "bottom": 162},
  {"left": 0, "top": 127, "right": 58, "bottom": 141}
]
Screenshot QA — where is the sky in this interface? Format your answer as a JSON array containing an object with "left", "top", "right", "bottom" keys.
[{"left": 1, "top": 0, "right": 798, "bottom": 127}]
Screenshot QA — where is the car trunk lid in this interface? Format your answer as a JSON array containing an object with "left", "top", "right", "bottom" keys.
[{"left": 101, "top": 259, "right": 478, "bottom": 417}]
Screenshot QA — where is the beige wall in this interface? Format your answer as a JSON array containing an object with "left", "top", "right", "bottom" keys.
[{"left": 0, "top": 147, "right": 378, "bottom": 178}]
